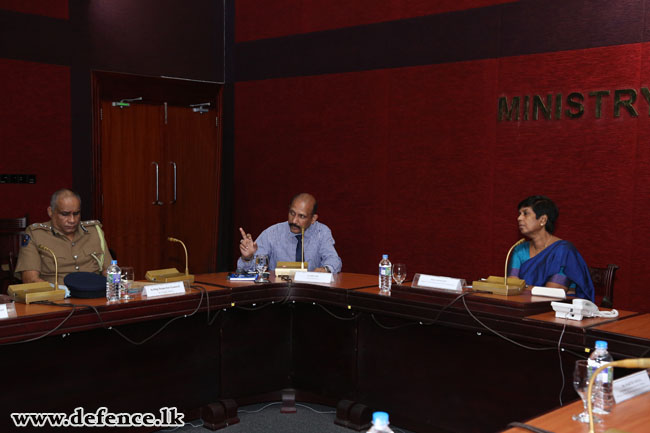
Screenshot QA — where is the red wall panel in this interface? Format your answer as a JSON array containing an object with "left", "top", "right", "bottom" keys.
[
  {"left": 0, "top": 58, "right": 71, "bottom": 222},
  {"left": 234, "top": 71, "right": 392, "bottom": 267},
  {"left": 235, "top": 0, "right": 515, "bottom": 42},
  {"left": 627, "top": 44, "right": 650, "bottom": 311},
  {"left": 495, "top": 44, "right": 643, "bottom": 310},
  {"left": 0, "top": 0, "right": 68, "bottom": 19},
  {"left": 234, "top": 59, "right": 499, "bottom": 283},
  {"left": 234, "top": 43, "right": 650, "bottom": 312}
]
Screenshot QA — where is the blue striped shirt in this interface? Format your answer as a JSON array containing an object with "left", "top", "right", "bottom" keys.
[{"left": 237, "top": 221, "right": 342, "bottom": 273}]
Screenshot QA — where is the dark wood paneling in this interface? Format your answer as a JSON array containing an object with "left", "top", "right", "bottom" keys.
[
  {"left": 355, "top": 312, "right": 576, "bottom": 433},
  {"left": 291, "top": 303, "right": 358, "bottom": 402},
  {"left": 70, "top": 0, "right": 226, "bottom": 217},
  {"left": 2, "top": 315, "right": 221, "bottom": 430},
  {"left": 2, "top": 275, "right": 648, "bottom": 432},
  {"left": 219, "top": 305, "right": 293, "bottom": 399},
  {"left": 85, "top": 0, "right": 223, "bottom": 82}
]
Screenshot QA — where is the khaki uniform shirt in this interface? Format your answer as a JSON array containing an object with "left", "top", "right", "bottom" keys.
[{"left": 15, "top": 220, "right": 113, "bottom": 285}]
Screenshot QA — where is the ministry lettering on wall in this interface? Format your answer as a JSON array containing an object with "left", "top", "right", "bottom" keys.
[{"left": 497, "top": 88, "right": 650, "bottom": 121}]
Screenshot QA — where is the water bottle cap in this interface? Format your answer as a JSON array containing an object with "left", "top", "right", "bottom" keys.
[
  {"left": 595, "top": 340, "right": 608, "bottom": 349},
  {"left": 372, "top": 411, "right": 389, "bottom": 425},
  {"left": 382, "top": 254, "right": 388, "bottom": 259},
  {"left": 111, "top": 260, "right": 117, "bottom": 265}
]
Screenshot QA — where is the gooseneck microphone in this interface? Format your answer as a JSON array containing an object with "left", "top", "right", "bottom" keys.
[
  {"left": 301, "top": 227, "right": 305, "bottom": 270},
  {"left": 167, "top": 237, "right": 189, "bottom": 276},
  {"left": 472, "top": 238, "right": 527, "bottom": 296},
  {"left": 503, "top": 238, "right": 526, "bottom": 285},
  {"left": 145, "top": 237, "right": 194, "bottom": 284},
  {"left": 38, "top": 244, "right": 59, "bottom": 290},
  {"left": 587, "top": 358, "right": 650, "bottom": 432}
]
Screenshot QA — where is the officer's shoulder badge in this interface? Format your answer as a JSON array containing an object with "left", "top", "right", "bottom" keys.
[
  {"left": 30, "top": 223, "right": 51, "bottom": 231},
  {"left": 81, "top": 220, "right": 102, "bottom": 233},
  {"left": 20, "top": 233, "right": 31, "bottom": 247}
]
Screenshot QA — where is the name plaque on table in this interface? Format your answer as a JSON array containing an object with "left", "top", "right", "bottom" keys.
[
  {"left": 613, "top": 370, "right": 650, "bottom": 403},
  {"left": 0, "top": 302, "right": 16, "bottom": 320},
  {"left": 143, "top": 281, "right": 186, "bottom": 298},
  {"left": 412, "top": 273, "right": 465, "bottom": 292},
  {"left": 293, "top": 271, "right": 333, "bottom": 284}
]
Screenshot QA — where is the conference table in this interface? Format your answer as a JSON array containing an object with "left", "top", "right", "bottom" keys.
[{"left": 1, "top": 272, "right": 648, "bottom": 432}]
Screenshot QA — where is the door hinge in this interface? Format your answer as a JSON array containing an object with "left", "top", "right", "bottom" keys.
[
  {"left": 100, "top": 108, "right": 103, "bottom": 121},
  {"left": 215, "top": 115, "right": 218, "bottom": 127}
]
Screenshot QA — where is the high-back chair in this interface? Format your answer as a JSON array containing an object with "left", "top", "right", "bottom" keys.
[
  {"left": 0, "top": 215, "right": 28, "bottom": 293},
  {"left": 588, "top": 264, "right": 619, "bottom": 308}
]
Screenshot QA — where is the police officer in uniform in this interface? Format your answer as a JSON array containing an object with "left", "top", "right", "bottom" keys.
[{"left": 15, "top": 188, "right": 113, "bottom": 287}]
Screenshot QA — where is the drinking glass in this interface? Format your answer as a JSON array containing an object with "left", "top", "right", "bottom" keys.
[
  {"left": 393, "top": 263, "right": 407, "bottom": 286},
  {"left": 255, "top": 254, "right": 269, "bottom": 283},
  {"left": 572, "top": 360, "right": 601, "bottom": 424},
  {"left": 120, "top": 266, "right": 135, "bottom": 300}
]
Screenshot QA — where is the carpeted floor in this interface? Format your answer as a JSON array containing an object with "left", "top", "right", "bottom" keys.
[{"left": 160, "top": 402, "right": 415, "bottom": 433}]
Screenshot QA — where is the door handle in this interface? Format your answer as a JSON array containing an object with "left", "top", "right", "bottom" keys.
[
  {"left": 151, "top": 162, "right": 163, "bottom": 205},
  {"left": 169, "top": 161, "right": 177, "bottom": 204}
]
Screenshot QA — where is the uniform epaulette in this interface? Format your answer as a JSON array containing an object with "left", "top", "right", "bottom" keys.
[
  {"left": 81, "top": 220, "right": 102, "bottom": 227},
  {"left": 30, "top": 223, "right": 52, "bottom": 230},
  {"left": 80, "top": 220, "right": 102, "bottom": 233}
]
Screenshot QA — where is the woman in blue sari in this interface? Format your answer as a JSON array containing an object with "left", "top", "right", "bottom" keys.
[{"left": 508, "top": 196, "right": 595, "bottom": 302}]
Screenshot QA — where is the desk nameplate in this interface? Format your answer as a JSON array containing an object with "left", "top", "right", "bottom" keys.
[
  {"left": 412, "top": 273, "right": 464, "bottom": 292},
  {"left": 293, "top": 271, "right": 333, "bottom": 284},
  {"left": 143, "top": 281, "right": 187, "bottom": 298}
]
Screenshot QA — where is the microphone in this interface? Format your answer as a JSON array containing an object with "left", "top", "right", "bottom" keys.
[
  {"left": 168, "top": 237, "right": 189, "bottom": 276},
  {"left": 145, "top": 236, "right": 195, "bottom": 285},
  {"left": 586, "top": 358, "right": 650, "bottom": 432},
  {"left": 38, "top": 244, "right": 59, "bottom": 291},
  {"left": 301, "top": 227, "right": 305, "bottom": 270},
  {"left": 472, "top": 238, "right": 527, "bottom": 296},
  {"left": 275, "top": 227, "right": 309, "bottom": 278},
  {"left": 7, "top": 245, "right": 66, "bottom": 303},
  {"left": 503, "top": 238, "right": 526, "bottom": 286}
]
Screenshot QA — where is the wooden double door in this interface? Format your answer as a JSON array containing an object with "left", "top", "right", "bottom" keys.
[{"left": 94, "top": 72, "right": 221, "bottom": 279}]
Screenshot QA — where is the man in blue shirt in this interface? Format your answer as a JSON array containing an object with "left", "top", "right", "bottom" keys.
[{"left": 237, "top": 193, "right": 342, "bottom": 273}]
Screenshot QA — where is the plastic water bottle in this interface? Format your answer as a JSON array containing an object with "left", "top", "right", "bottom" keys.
[
  {"left": 367, "top": 411, "right": 394, "bottom": 433},
  {"left": 106, "top": 260, "right": 121, "bottom": 302},
  {"left": 588, "top": 340, "right": 614, "bottom": 414},
  {"left": 379, "top": 254, "right": 392, "bottom": 294}
]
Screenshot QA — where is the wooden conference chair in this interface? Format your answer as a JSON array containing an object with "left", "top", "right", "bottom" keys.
[
  {"left": 588, "top": 264, "right": 619, "bottom": 309},
  {"left": 0, "top": 215, "right": 28, "bottom": 294}
]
